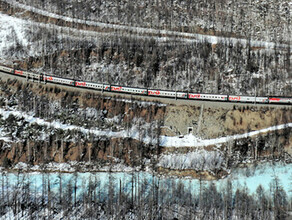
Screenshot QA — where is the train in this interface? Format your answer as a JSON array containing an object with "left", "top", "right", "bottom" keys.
[{"left": 0, "top": 65, "right": 291, "bottom": 104}]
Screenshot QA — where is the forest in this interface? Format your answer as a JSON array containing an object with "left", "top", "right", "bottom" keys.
[
  {"left": 0, "top": 171, "right": 291, "bottom": 220},
  {"left": 0, "top": 0, "right": 291, "bottom": 96},
  {"left": 0, "top": 0, "right": 291, "bottom": 219}
]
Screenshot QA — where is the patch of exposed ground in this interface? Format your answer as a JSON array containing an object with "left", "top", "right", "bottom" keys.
[{"left": 164, "top": 104, "right": 292, "bottom": 139}]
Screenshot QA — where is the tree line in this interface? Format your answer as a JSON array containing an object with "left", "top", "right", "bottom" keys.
[{"left": 0, "top": 171, "right": 291, "bottom": 219}]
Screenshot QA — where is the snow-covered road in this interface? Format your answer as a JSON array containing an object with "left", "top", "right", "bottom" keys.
[
  {"left": 160, "top": 123, "right": 292, "bottom": 147},
  {"left": 0, "top": 107, "right": 291, "bottom": 147},
  {"left": 2, "top": 0, "right": 290, "bottom": 49}
]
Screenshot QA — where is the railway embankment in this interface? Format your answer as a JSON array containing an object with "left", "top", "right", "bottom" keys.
[{"left": 0, "top": 75, "right": 291, "bottom": 178}]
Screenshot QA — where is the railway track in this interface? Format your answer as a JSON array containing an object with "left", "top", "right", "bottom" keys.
[{"left": 0, "top": 68, "right": 291, "bottom": 109}]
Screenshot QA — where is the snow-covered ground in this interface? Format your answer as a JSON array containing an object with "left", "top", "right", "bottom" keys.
[
  {"left": 0, "top": 127, "right": 10, "bottom": 142},
  {"left": 0, "top": 107, "right": 291, "bottom": 147},
  {"left": 0, "top": 13, "right": 30, "bottom": 59},
  {"left": 0, "top": 107, "right": 156, "bottom": 143},
  {"left": 160, "top": 123, "right": 292, "bottom": 147},
  {"left": 10, "top": 161, "right": 139, "bottom": 173},
  {"left": 0, "top": 8, "right": 290, "bottom": 96},
  {"left": 2, "top": 0, "right": 290, "bottom": 50},
  {"left": 158, "top": 149, "right": 225, "bottom": 170},
  {"left": 0, "top": 10, "right": 202, "bottom": 64}
]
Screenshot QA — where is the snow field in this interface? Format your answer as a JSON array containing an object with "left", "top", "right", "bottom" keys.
[
  {"left": 0, "top": 13, "right": 29, "bottom": 58},
  {"left": 158, "top": 149, "right": 225, "bottom": 171}
]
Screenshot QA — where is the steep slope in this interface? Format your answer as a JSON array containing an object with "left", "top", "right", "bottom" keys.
[
  {"left": 0, "top": 75, "right": 291, "bottom": 179},
  {"left": 0, "top": 0, "right": 291, "bottom": 96}
]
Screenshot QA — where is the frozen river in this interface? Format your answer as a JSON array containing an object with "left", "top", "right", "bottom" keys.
[{"left": 0, "top": 162, "right": 291, "bottom": 199}]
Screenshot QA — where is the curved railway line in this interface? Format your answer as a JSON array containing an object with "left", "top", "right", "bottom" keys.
[{"left": 0, "top": 65, "right": 291, "bottom": 107}]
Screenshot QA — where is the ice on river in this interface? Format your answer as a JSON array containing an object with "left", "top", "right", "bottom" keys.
[{"left": 0, "top": 162, "right": 291, "bottom": 198}]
